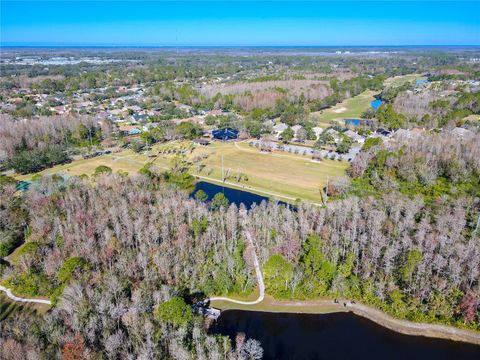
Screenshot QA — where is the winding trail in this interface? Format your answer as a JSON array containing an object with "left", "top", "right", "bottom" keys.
[
  {"left": 207, "top": 233, "right": 480, "bottom": 345},
  {"left": 209, "top": 232, "right": 265, "bottom": 305},
  {"left": 0, "top": 285, "right": 51, "bottom": 305}
]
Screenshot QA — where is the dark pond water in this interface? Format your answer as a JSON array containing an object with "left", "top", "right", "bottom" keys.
[
  {"left": 191, "top": 181, "right": 292, "bottom": 209},
  {"left": 209, "top": 310, "right": 480, "bottom": 360}
]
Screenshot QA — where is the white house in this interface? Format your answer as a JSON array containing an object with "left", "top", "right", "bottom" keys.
[
  {"left": 343, "top": 130, "right": 365, "bottom": 144},
  {"left": 273, "top": 123, "right": 288, "bottom": 139},
  {"left": 312, "top": 127, "right": 324, "bottom": 140},
  {"left": 291, "top": 125, "right": 303, "bottom": 137}
]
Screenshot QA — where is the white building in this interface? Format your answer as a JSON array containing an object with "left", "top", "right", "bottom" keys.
[{"left": 273, "top": 123, "right": 288, "bottom": 139}]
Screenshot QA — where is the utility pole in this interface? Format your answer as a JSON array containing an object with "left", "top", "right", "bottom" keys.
[
  {"left": 88, "top": 127, "right": 93, "bottom": 147},
  {"left": 221, "top": 154, "right": 224, "bottom": 182},
  {"left": 325, "top": 176, "right": 329, "bottom": 202},
  {"left": 474, "top": 212, "right": 480, "bottom": 240}
]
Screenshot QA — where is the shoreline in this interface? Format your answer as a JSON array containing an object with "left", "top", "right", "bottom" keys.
[{"left": 211, "top": 297, "right": 480, "bottom": 346}]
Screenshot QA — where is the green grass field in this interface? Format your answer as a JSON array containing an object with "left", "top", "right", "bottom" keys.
[
  {"left": 210, "top": 294, "right": 345, "bottom": 314},
  {"left": 15, "top": 140, "right": 349, "bottom": 203},
  {"left": 383, "top": 73, "right": 427, "bottom": 87},
  {"left": 311, "top": 90, "right": 377, "bottom": 126},
  {"left": 190, "top": 141, "right": 347, "bottom": 202}
]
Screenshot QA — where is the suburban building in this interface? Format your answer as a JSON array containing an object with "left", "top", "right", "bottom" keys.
[
  {"left": 343, "top": 130, "right": 365, "bottom": 143},
  {"left": 212, "top": 128, "right": 239, "bottom": 141}
]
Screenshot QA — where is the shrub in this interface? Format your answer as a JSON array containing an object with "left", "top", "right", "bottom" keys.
[
  {"left": 57, "top": 257, "right": 90, "bottom": 284},
  {"left": 94, "top": 165, "right": 112, "bottom": 176},
  {"left": 155, "top": 297, "right": 193, "bottom": 326}
]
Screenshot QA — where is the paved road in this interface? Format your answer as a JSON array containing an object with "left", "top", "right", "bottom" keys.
[
  {"left": 209, "top": 232, "right": 265, "bottom": 305},
  {"left": 0, "top": 285, "right": 51, "bottom": 305}
]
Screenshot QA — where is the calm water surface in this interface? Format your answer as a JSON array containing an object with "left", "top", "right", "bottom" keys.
[
  {"left": 192, "top": 181, "right": 291, "bottom": 209},
  {"left": 371, "top": 99, "right": 383, "bottom": 109},
  {"left": 209, "top": 310, "right": 480, "bottom": 360}
]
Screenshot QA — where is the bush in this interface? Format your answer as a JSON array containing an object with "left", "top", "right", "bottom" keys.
[
  {"left": 57, "top": 257, "right": 89, "bottom": 283},
  {"left": 155, "top": 297, "right": 193, "bottom": 326},
  {"left": 362, "top": 137, "right": 383, "bottom": 151},
  {"left": 194, "top": 189, "right": 208, "bottom": 202},
  {"left": 3, "top": 271, "right": 51, "bottom": 297},
  {"left": 8, "top": 145, "right": 69, "bottom": 174},
  {"left": 94, "top": 165, "right": 112, "bottom": 176},
  {"left": 11, "top": 242, "right": 39, "bottom": 262},
  {"left": 211, "top": 193, "right": 229, "bottom": 210}
]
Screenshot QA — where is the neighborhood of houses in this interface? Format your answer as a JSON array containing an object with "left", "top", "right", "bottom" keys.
[{"left": 1, "top": 78, "right": 477, "bottom": 166}]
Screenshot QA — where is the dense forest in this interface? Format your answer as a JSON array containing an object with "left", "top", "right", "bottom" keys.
[
  {"left": 1, "top": 48, "right": 480, "bottom": 358},
  {"left": 1, "top": 128, "right": 479, "bottom": 358}
]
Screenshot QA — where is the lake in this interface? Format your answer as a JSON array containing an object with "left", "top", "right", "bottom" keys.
[
  {"left": 209, "top": 310, "right": 480, "bottom": 360},
  {"left": 192, "top": 181, "right": 291, "bottom": 209}
]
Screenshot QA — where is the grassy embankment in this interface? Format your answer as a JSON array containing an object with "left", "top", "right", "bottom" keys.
[
  {"left": 15, "top": 141, "right": 348, "bottom": 203},
  {"left": 0, "top": 293, "right": 49, "bottom": 321},
  {"left": 210, "top": 293, "right": 342, "bottom": 314}
]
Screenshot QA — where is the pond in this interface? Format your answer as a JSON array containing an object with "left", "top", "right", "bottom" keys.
[
  {"left": 209, "top": 310, "right": 480, "bottom": 360},
  {"left": 371, "top": 99, "right": 383, "bottom": 110},
  {"left": 344, "top": 118, "right": 363, "bottom": 126},
  {"left": 191, "top": 181, "right": 291, "bottom": 209},
  {"left": 416, "top": 79, "right": 429, "bottom": 85}
]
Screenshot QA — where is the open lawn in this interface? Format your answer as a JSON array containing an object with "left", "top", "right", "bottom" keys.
[
  {"left": 310, "top": 90, "right": 377, "bottom": 126},
  {"left": 210, "top": 294, "right": 344, "bottom": 314},
  {"left": 186, "top": 141, "right": 348, "bottom": 202},
  {"left": 15, "top": 150, "right": 145, "bottom": 181},
  {"left": 463, "top": 114, "right": 480, "bottom": 122},
  {"left": 15, "top": 140, "right": 349, "bottom": 203},
  {"left": 384, "top": 73, "right": 427, "bottom": 87}
]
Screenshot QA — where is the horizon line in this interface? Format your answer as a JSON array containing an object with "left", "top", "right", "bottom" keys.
[{"left": 2, "top": 44, "right": 480, "bottom": 48}]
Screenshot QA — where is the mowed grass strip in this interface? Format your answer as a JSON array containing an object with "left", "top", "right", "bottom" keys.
[
  {"left": 15, "top": 150, "right": 145, "bottom": 181},
  {"left": 196, "top": 142, "right": 348, "bottom": 202},
  {"left": 210, "top": 295, "right": 344, "bottom": 314},
  {"left": 14, "top": 141, "right": 348, "bottom": 203},
  {"left": 311, "top": 90, "right": 377, "bottom": 126},
  {"left": 383, "top": 73, "right": 426, "bottom": 87}
]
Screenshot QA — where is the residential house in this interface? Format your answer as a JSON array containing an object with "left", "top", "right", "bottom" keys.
[
  {"left": 325, "top": 128, "right": 342, "bottom": 143},
  {"left": 343, "top": 130, "right": 365, "bottom": 144},
  {"left": 291, "top": 125, "right": 303, "bottom": 137},
  {"left": 212, "top": 128, "right": 239, "bottom": 141},
  {"left": 272, "top": 123, "right": 288, "bottom": 139},
  {"left": 312, "top": 127, "right": 324, "bottom": 140},
  {"left": 118, "top": 125, "right": 141, "bottom": 135},
  {"left": 451, "top": 127, "right": 474, "bottom": 139},
  {"left": 131, "top": 113, "right": 149, "bottom": 122}
]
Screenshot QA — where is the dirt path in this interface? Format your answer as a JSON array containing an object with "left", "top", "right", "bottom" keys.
[
  {"left": 209, "top": 232, "right": 265, "bottom": 305},
  {"left": 0, "top": 285, "right": 52, "bottom": 305}
]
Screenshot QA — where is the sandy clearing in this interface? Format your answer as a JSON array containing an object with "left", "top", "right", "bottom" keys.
[{"left": 333, "top": 106, "right": 347, "bottom": 113}]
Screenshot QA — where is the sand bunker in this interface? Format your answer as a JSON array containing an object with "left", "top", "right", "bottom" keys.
[{"left": 333, "top": 107, "right": 347, "bottom": 113}]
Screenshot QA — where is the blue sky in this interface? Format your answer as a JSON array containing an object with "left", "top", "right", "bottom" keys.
[{"left": 1, "top": 1, "right": 479, "bottom": 46}]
